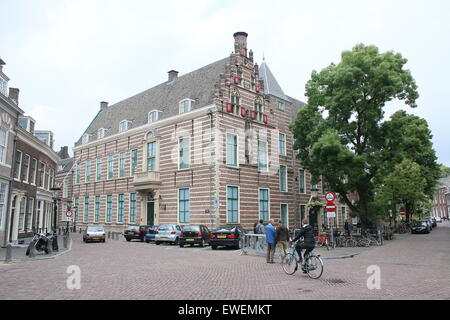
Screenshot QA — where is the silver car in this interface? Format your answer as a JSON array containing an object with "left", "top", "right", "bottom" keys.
[
  {"left": 83, "top": 226, "right": 106, "bottom": 243},
  {"left": 155, "top": 224, "right": 182, "bottom": 245}
]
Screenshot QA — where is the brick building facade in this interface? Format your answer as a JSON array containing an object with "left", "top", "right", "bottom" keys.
[
  {"left": 72, "top": 32, "right": 350, "bottom": 233},
  {"left": 432, "top": 176, "right": 450, "bottom": 219}
]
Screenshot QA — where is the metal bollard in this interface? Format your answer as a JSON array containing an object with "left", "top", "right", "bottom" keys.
[
  {"left": 5, "top": 243, "right": 12, "bottom": 262},
  {"left": 47, "top": 239, "right": 53, "bottom": 254},
  {"left": 108, "top": 231, "right": 111, "bottom": 239},
  {"left": 63, "top": 234, "right": 68, "bottom": 249}
]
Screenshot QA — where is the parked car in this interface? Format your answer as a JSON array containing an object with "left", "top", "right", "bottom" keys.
[
  {"left": 423, "top": 219, "right": 433, "bottom": 231},
  {"left": 410, "top": 221, "right": 430, "bottom": 234},
  {"left": 124, "top": 225, "right": 149, "bottom": 242},
  {"left": 144, "top": 225, "right": 159, "bottom": 243},
  {"left": 435, "top": 217, "right": 442, "bottom": 223},
  {"left": 210, "top": 225, "right": 246, "bottom": 250},
  {"left": 179, "top": 225, "right": 211, "bottom": 247},
  {"left": 83, "top": 226, "right": 106, "bottom": 243},
  {"left": 425, "top": 217, "right": 437, "bottom": 229},
  {"left": 155, "top": 224, "right": 182, "bottom": 245}
]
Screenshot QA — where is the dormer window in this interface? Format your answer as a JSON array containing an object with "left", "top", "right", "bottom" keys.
[
  {"left": 18, "top": 116, "right": 35, "bottom": 134},
  {"left": 97, "top": 128, "right": 107, "bottom": 139},
  {"left": 179, "top": 99, "right": 193, "bottom": 114},
  {"left": 82, "top": 134, "right": 91, "bottom": 144},
  {"left": 119, "top": 120, "right": 132, "bottom": 133},
  {"left": 148, "top": 110, "right": 162, "bottom": 124},
  {"left": 277, "top": 101, "right": 285, "bottom": 111}
]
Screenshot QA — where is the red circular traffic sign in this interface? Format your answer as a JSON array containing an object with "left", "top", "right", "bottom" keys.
[
  {"left": 325, "top": 192, "right": 336, "bottom": 202},
  {"left": 326, "top": 202, "right": 336, "bottom": 212},
  {"left": 66, "top": 210, "right": 73, "bottom": 218}
]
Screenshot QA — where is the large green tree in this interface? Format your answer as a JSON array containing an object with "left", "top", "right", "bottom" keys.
[{"left": 290, "top": 44, "right": 419, "bottom": 226}]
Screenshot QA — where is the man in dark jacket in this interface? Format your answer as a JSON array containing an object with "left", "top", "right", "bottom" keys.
[
  {"left": 292, "top": 219, "right": 315, "bottom": 271},
  {"left": 275, "top": 219, "right": 290, "bottom": 263}
]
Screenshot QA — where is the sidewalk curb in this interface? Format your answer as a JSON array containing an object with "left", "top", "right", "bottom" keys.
[{"left": 2, "top": 237, "right": 73, "bottom": 264}]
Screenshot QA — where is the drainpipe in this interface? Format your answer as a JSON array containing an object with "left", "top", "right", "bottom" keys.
[{"left": 206, "top": 109, "right": 214, "bottom": 230}]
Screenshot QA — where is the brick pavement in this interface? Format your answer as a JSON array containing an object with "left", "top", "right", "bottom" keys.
[{"left": 0, "top": 222, "right": 449, "bottom": 300}]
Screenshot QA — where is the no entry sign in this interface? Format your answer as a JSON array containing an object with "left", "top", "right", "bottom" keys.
[{"left": 326, "top": 202, "right": 336, "bottom": 212}]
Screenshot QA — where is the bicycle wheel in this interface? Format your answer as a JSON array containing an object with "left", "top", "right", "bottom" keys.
[
  {"left": 282, "top": 253, "right": 298, "bottom": 275},
  {"left": 346, "top": 238, "right": 357, "bottom": 247},
  {"left": 305, "top": 255, "right": 324, "bottom": 279}
]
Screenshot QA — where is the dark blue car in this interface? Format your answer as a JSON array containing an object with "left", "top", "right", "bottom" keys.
[{"left": 144, "top": 225, "right": 159, "bottom": 243}]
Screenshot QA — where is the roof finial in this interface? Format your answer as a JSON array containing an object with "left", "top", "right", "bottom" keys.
[{"left": 262, "top": 52, "right": 265, "bottom": 62}]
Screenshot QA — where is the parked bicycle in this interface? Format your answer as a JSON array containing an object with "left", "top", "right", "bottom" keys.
[
  {"left": 315, "top": 232, "right": 331, "bottom": 251},
  {"left": 282, "top": 241, "right": 324, "bottom": 279}
]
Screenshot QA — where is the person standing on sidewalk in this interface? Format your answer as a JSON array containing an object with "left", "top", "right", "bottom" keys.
[
  {"left": 256, "top": 219, "right": 265, "bottom": 234},
  {"left": 265, "top": 219, "right": 276, "bottom": 264},
  {"left": 275, "top": 219, "right": 290, "bottom": 263}
]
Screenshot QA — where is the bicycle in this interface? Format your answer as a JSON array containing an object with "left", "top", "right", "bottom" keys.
[
  {"left": 282, "top": 242, "right": 324, "bottom": 279},
  {"left": 315, "top": 232, "right": 331, "bottom": 251}
]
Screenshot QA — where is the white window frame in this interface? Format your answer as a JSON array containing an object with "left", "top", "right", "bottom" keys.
[
  {"left": 278, "top": 132, "right": 286, "bottom": 156},
  {"left": 178, "top": 137, "right": 190, "bottom": 170},
  {"left": 129, "top": 192, "right": 137, "bottom": 224},
  {"left": 13, "top": 150, "right": 23, "bottom": 181},
  {"left": 119, "top": 120, "right": 131, "bottom": 133},
  {"left": 177, "top": 188, "right": 190, "bottom": 225},
  {"left": 30, "top": 158, "right": 37, "bottom": 185},
  {"left": 279, "top": 165, "right": 288, "bottom": 192},
  {"left": 82, "top": 134, "right": 90, "bottom": 144},
  {"left": 96, "top": 158, "right": 102, "bottom": 181},
  {"left": 226, "top": 133, "right": 239, "bottom": 167},
  {"left": 258, "top": 188, "right": 270, "bottom": 222},
  {"left": 277, "top": 101, "right": 285, "bottom": 111},
  {"left": 63, "top": 179, "right": 69, "bottom": 198},
  {"left": 299, "top": 169, "right": 306, "bottom": 194},
  {"left": 97, "top": 128, "right": 107, "bottom": 140},
  {"left": 130, "top": 149, "right": 138, "bottom": 176},
  {"left": 179, "top": 99, "right": 193, "bottom": 114},
  {"left": 280, "top": 203, "right": 289, "bottom": 227},
  {"left": 22, "top": 154, "right": 30, "bottom": 183},
  {"left": 0, "top": 125, "right": 9, "bottom": 165},
  {"left": 117, "top": 194, "right": 124, "bottom": 224},
  {"left": 226, "top": 185, "right": 240, "bottom": 224},
  {"left": 148, "top": 110, "right": 162, "bottom": 124},
  {"left": 257, "top": 140, "right": 268, "bottom": 172}
]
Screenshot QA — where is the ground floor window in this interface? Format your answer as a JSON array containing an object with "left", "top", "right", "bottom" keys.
[
  {"left": 18, "top": 197, "right": 26, "bottom": 232},
  {"left": 26, "top": 198, "right": 34, "bottom": 231},
  {"left": 95, "top": 196, "right": 100, "bottom": 222},
  {"left": 280, "top": 204, "right": 288, "bottom": 226},
  {"left": 130, "top": 193, "right": 136, "bottom": 224},
  {"left": 300, "top": 205, "right": 306, "bottom": 221},
  {"left": 106, "top": 195, "right": 112, "bottom": 223},
  {"left": 259, "top": 189, "right": 269, "bottom": 222},
  {"left": 117, "top": 194, "right": 124, "bottom": 223},
  {"left": 0, "top": 182, "right": 7, "bottom": 229},
  {"left": 179, "top": 189, "right": 190, "bottom": 223},
  {"left": 84, "top": 197, "right": 89, "bottom": 222},
  {"left": 227, "top": 186, "right": 239, "bottom": 223}
]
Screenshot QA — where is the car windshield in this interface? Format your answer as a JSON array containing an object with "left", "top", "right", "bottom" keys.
[
  {"left": 182, "top": 226, "right": 201, "bottom": 232},
  {"left": 128, "top": 226, "right": 140, "bottom": 231},
  {"left": 87, "top": 227, "right": 104, "bottom": 232}
]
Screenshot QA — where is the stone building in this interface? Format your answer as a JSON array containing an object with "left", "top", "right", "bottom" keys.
[
  {"left": 55, "top": 146, "right": 74, "bottom": 229},
  {"left": 432, "top": 176, "right": 450, "bottom": 219},
  {"left": 0, "top": 58, "right": 24, "bottom": 246},
  {"left": 72, "top": 32, "right": 349, "bottom": 233}
]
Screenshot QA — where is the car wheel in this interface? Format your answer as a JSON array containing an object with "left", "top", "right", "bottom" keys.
[
  {"left": 126, "top": 238, "right": 131, "bottom": 242},
  {"left": 190, "top": 244, "right": 194, "bottom": 247},
  {"left": 212, "top": 245, "right": 217, "bottom": 250},
  {"left": 175, "top": 237, "right": 179, "bottom": 245},
  {"left": 145, "top": 240, "right": 150, "bottom": 243},
  {"left": 179, "top": 244, "right": 184, "bottom": 248}
]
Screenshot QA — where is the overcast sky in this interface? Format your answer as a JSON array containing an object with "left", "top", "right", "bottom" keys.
[{"left": 1, "top": 0, "right": 449, "bottom": 165}]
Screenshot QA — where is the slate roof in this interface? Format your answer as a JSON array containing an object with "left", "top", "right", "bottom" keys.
[
  {"left": 57, "top": 157, "right": 74, "bottom": 174},
  {"left": 259, "top": 60, "right": 290, "bottom": 102},
  {"left": 75, "top": 56, "right": 306, "bottom": 147},
  {"left": 75, "top": 57, "right": 230, "bottom": 146}
]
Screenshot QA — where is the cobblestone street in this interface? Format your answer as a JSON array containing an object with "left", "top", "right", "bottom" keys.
[{"left": 1, "top": 222, "right": 449, "bottom": 300}]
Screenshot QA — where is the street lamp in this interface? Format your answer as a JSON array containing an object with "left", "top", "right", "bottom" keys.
[{"left": 50, "top": 186, "right": 61, "bottom": 251}]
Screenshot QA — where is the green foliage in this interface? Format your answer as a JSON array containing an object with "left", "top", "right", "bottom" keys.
[
  {"left": 291, "top": 44, "right": 424, "bottom": 226},
  {"left": 439, "top": 164, "right": 450, "bottom": 178}
]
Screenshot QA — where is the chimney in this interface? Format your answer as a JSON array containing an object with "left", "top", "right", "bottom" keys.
[
  {"left": 58, "top": 146, "right": 70, "bottom": 159},
  {"left": 9, "top": 88, "right": 19, "bottom": 105},
  {"left": 100, "top": 101, "right": 108, "bottom": 111},
  {"left": 0, "top": 58, "right": 5, "bottom": 73},
  {"left": 168, "top": 70, "right": 179, "bottom": 82},
  {"left": 233, "top": 32, "right": 248, "bottom": 57}
]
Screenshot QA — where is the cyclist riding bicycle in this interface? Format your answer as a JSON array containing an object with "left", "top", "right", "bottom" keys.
[{"left": 292, "top": 219, "right": 316, "bottom": 273}]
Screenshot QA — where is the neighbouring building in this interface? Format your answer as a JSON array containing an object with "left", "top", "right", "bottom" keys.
[
  {"left": 7, "top": 115, "right": 60, "bottom": 243},
  {"left": 0, "top": 58, "right": 25, "bottom": 246},
  {"left": 72, "top": 32, "right": 349, "bottom": 233},
  {"left": 432, "top": 176, "right": 450, "bottom": 219},
  {"left": 55, "top": 146, "right": 74, "bottom": 230}
]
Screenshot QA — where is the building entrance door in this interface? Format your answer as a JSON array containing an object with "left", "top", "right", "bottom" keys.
[{"left": 147, "top": 192, "right": 154, "bottom": 226}]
